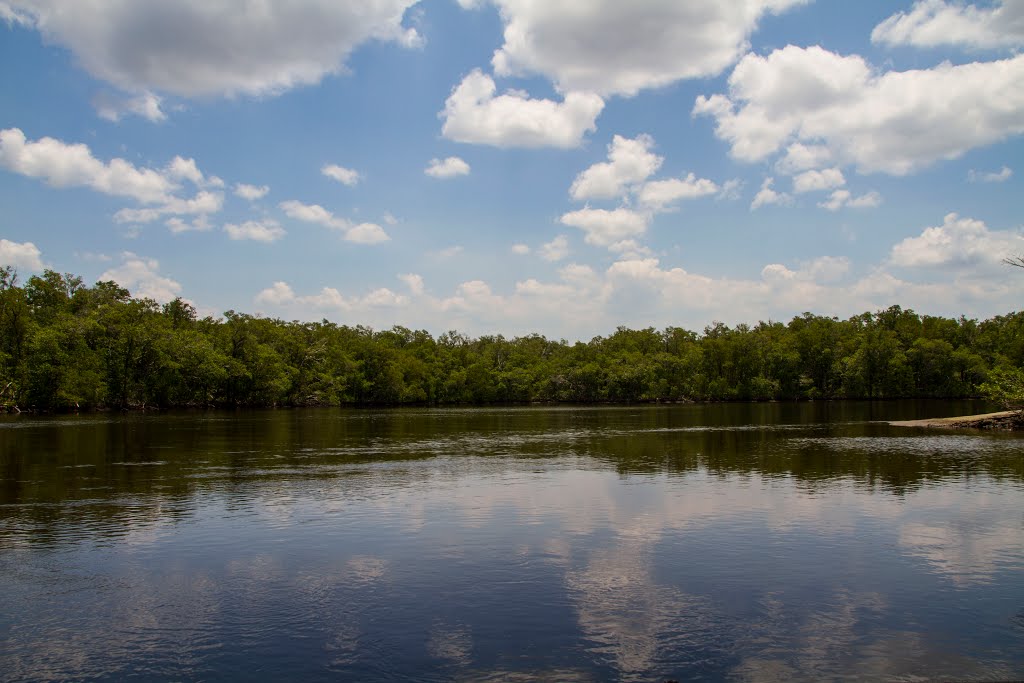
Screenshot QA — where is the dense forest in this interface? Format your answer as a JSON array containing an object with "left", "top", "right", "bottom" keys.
[{"left": 1, "top": 267, "right": 1023, "bottom": 411}]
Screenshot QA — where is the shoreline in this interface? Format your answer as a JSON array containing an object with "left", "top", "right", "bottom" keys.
[{"left": 890, "top": 410, "right": 1023, "bottom": 431}]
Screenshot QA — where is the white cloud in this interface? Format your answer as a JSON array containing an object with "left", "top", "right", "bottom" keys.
[
  {"left": 4, "top": 0, "right": 422, "bottom": 98},
  {"left": 750, "top": 177, "right": 792, "bottom": 210},
  {"left": 792, "top": 167, "right": 845, "bottom": 193},
  {"left": 224, "top": 219, "right": 286, "bottom": 242},
  {"left": 775, "top": 143, "right": 834, "bottom": 174},
  {"left": 637, "top": 174, "right": 719, "bottom": 210},
  {"left": 889, "top": 212, "right": 1024, "bottom": 268},
  {"left": 818, "top": 189, "right": 882, "bottom": 211},
  {"left": 279, "top": 200, "right": 339, "bottom": 227},
  {"left": 441, "top": 69, "right": 603, "bottom": 149},
  {"left": 93, "top": 91, "right": 166, "bottom": 123},
  {"left": 424, "top": 156, "right": 470, "bottom": 179},
  {"left": 716, "top": 178, "right": 744, "bottom": 201},
  {"left": 560, "top": 207, "right": 649, "bottom": 246},
  {"left": 762, "top": 256, "right": 851, "bottom": 283},
  {"left": 75, "top": 251, "right": 112, "bottom": 263},
  {"left": 968, "top": 166, "right": 1013, "bottom": 183},
  {"left": 99, "top": 252, "right": 182, "bottom": 302},
  {"left": 483, "top": 0, "right": 811, "bottom": 97},
  {"left": 165, "top": 216, "right": 212, "bottom": 233},
  {"left": 570, "top": 134, "right": 662, "bottom": 201},
  {"left": 166, "top": 156, "right": 205, "bottom": 185},
  {"left": 872, "top": 0, "right": 1024, "bottom": 50},
  {"left": 803, "top": 255, "right": 852, "bottom": 282},
  {"left": 694, "top": 47, "right": 1024, "bottom": 175},
  {"left": 0, "top": 239, "right": 44, "bottom": 272},
  {"left": 539, "top": 235, "right": 569, "bottom": 262},
  {"left": 511, "top": 243, "right": 530, "bottom": 255},
  {"left": 322, "top": 164, "right": 360, "bottom": 186},
  {"left": 398, "top": 273, "right": 425, "bottom": 296},
  {"left": 559, "top": 133, "right": 723, "bottom": 254},
  {"left": 0, "top": 128, "right": 226, "bottom": 225},
  {"left": 254, "top": 281, "right": 295, "bottom": 306},
  {"left": 279, "top": 199, "right": 390, "bottom": 244},
  {"left": 431, "top": 245, "right": 465, "bottom": 259},
  {"left": 246, "top": 228, "right": 1024, "bottom": 340},
  {"left": 113, "top": 191, "right": 224, "bottom": 224},
  {"left": 256, "top": 280, "right": 407, "bottom": 310},
  {"left": 234, "top": 183, "right": 270, "bottom": 201},
  {"left": 0, "top": 127, "right": 176, "bottom": 204},
  {"left": 608, "top": 239, "right": 654, "bottom": 259},
  {"left": 345, "top": 222, "right": 391, "bottom": 245}
]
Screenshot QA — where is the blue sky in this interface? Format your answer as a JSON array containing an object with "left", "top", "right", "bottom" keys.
[{"left": 1, "top": 0, "right": 1022, "bottom": 339}]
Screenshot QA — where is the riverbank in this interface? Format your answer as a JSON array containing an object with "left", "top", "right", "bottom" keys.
[{"left": 890, "top": 410, "right": 1024, "bottom": 431}]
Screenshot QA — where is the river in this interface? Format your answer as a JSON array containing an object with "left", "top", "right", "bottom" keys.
[{"left": 1, "top": 401, "right": 1023, "bottom": 681}]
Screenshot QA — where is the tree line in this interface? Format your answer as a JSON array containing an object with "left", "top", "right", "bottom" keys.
[{"left": 1, "top": 267, "right": 1022, "bottom": 411}]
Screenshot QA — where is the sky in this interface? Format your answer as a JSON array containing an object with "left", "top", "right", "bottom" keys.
[{"left": 1, "top": 0, "right": 1022, "bottom": 340}]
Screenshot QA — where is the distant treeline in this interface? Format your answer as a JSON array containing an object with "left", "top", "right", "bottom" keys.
[{"left": 1, "top": 268, "right": 1022, "bottom": 411}]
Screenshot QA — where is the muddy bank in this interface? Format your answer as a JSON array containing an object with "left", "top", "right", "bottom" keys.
[{"left": 890, "top": 410, "right": 1024, "bottom": 431}]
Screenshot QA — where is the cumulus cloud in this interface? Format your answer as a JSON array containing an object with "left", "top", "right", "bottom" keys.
[
  {"left": 224, "top": 219, "right": 286, "bottom": 242},
  {"left": 279, "top": 199, "right": 390, "bottom": 244},
  {"left": 716, "top": 178, "right": 744, "bottom": 201},
  {"left": 762, "top": 256, "right": 851, "bottom": 283},
  {"left": 775, "top": 143, "right": 835, "bottom": 175},
  {"left": 0, "top": 127, "right": 176, "bottom": 203},
  {"left": 234, "top": 183, "right": 269, "bottom": 201},
  {"left": 0, "top": 239, "right": 44, "bottom": 272},
  {"left": 750, "top": 177, "right": 792, "bottom": 210},
  {"left": 482, "top": 0, "right": 811, "bottom": 96},
  {"left": 608, "top": 239, "right": 654, "bottom": 259},
  {"left": 440, "top": 69, "right": 603, "bottom": 148},
  {"left": 819, "top": 189, "right": 882, "bottom": 211},
  {"left": 638, "top": 174, "right": 720, "bottom": 211},
  {"left": 792, "top": 167, "right": 846, "bottom": 193},
  {"left": 560, "top": 132, "right": 723, "bottom": 253},
  {"left": 511, "top": 243, "right": 530, "bottom": 255},
  {"left": 424, "top": 156, "right": 470, "bottom": 179},
  {"left": 93, "top": 91, "right": 166, "bottom": 123},
  {"left": 570, "top": 134, "right": 662, "bottom": 200},
  {"left": 889, "top": 212, "right": 1024, "bottom": 268},
  {"left": 346, "top": 223, "right": 391, "bottom": 245},
  {"left": 539, "top": 235, "right": 570, "bottom": 262},
  {"left": 99, "top": 252, "right": 182, "bottom": 302},
  {"left": 431, "top": 245, "right": 465, "bottom": 259},
  {"left": 256, "top": 280, "right": 407, "bottom": 310},
  {"left": 246, "top": 224, "right": 1024, "bottom": 340},
  {"left": 113, "top": 191, "right": 224, "bottom": 224},
  {"left": 4, "top": 0, "right": 421, "bottom": 99},
  {"left": 0, "top": 128, "right": 226, "bottom": 227},
  {"left": 253, "top": 281, "right": 295, "bottom": 306},
  {"left": 560, "top": 207, "right": 649, "bottom": 247},
  {"left": 872, "top": 0, "right": 1024, "bottom": 50},
  {"left": 968, "top": 166, "right": 1013, "bottom": 183},
  {"left": 398, "top": 273, "right": 425, "bottom": 296},
  {"left": 165, "top": 216, "right": 212, "bottom": 233},
  {"left": 322, "top": 164, "right": 360, "bottom": 186},
  {"left": 694, "top": 47, "right": 1024, "bottom": 175}
]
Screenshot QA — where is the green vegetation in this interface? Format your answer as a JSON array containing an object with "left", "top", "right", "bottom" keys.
[
  {"left": 979, "top": 366, "right": 1024, "bottom": 412},
  {"left": 2, "top": 266, "right": 1023, "bottom": 411}
]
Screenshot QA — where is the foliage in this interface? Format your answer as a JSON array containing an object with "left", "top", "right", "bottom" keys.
[
  {"left": 1, "top": 269, "right": 1022, "bottom": 410},
  {"left": 978, "top": 366, "right": 1024, "bottom": 412}
]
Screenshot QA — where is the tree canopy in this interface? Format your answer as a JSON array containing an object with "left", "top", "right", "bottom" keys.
[{"left": 1, "top": 267, "right": 1022, "bottom": 411}]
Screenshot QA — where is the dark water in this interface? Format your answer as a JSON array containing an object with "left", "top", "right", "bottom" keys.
[{"left": 1, "top": 401, "right": 1023, "bottom": 682}]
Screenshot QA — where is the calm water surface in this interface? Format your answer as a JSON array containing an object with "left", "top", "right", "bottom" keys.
[{"left": 1, "top": 402, "right": 1023, "bottom": 681}]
